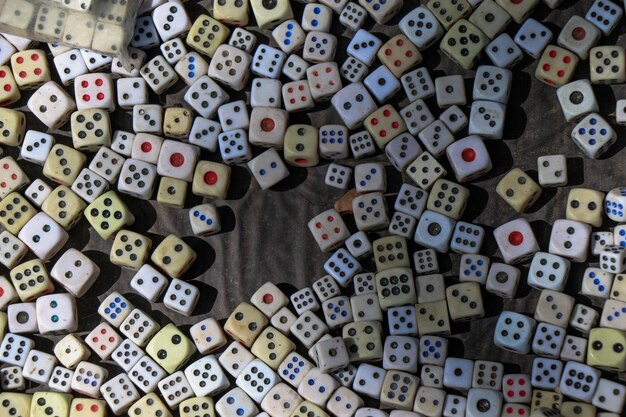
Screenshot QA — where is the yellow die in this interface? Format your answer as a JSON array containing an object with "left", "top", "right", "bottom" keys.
[
  {"left": 426, "top": 179, "right": 470, "bottom": 220},
  {"left": 0, "top": 156, "right": 29, "bottom": 199},
  {"left": 214, "top": 0, "right": 250, "bottom": 26},
  {"left": 146, "top": 323, "right": 197, "bottom": 374},
  {"left": 43, "top": 144, "right": 87, "bottom": 186},
  {"left": 372, "top": 236, "right": 410, "bottom": 271},
  {"left": 41, "top": 185, "right": 87, "bottom": 230},
  {"left": 0, "top": 311, "right": 7, "bottom": 338},
  {"left": 535, "top": 46, "right": 578, "bottom": 88},
  {"left": 10, "top": 259, "right": 54, "bottom": 302},
  {"left": 468, "top": 0, "right": 511, "bottom": 39},
  {"left": 84, "top": 191, "right": 136, "bottom": 240},
  {"left": 251, "top": 326, "right": 296, "bottom": 370},
  {"left": 342, "top": 320, "right": 383, "bottom": 363},
  {"left": 157, "top": 177, "right": 188, "bottom": 208},
  {"left": 590, "top": 46, "right": 626, "bottom": 84},
  {"left": 380, "top": 370, "right": 419, "bottom": 410},
  {"left": 445, "top": 282, "right": 485, "bottom": 321},
  {"left": 11, "top": 49, "right": 51, "bottom": 90},
  {"left": 187, "top": 15, "right": 230, "bottom": 58},
  {"left": 69, "top": 398, "right": 107, "bottom": 417},
  {"left": 70, "top": 109, "right": 112, "bottom": 151},
  {"left": 0, "top": 393, "right": 32, "bottom": 417},
  {"left": 163, "top": 107, "right": 193, "bottom": 139},
  {"left": 427, "top": 0, "right": 473, "bottom": 30},
  {"left": 283, "top": 124, "right": 319, "bottom": 168},
  {"left": 0, "top": 67, "right": 20, "bottom": 105},
  {"left": 495, "top": 168, "right": 541, "bottom": 213},
  {"left": 0, "top": 108, "right": 26, "bottom": 146},
  {"left": 565, "top": 188, "right": 605, "bottom": 228},
  {"left": 180, "top": 396, "right": 215, "bottom": 417},
  {"left": 129, "top": 393, "right": 173, "bottom": 417},
  {"left": 250, "top": 0, "right": 293, "bottom": 29},
  {"left": 530, "top": 390, "right": 563, "bottom": 412},
  {"left": 192, "top": 161, "right": 231, "bottom": 199},
  {"left": 364, "top": 105, "right": 408, "bottom": 149},
  {"left": 0, "top": 192, "right": 36, "bottom": 235},
  {"left": 54, "top": 334, "right": 91, "bottom": 370},
  {"left": 110, "top": 230, "right": 152, "bottom": 270},
  {"left": 151, "top": 235, "right": 197, "bottom": 278},
  {"left": 416, "top": 300, "right": 451, "bottom": 336},
  {"left": 375, "top": 268, "right": 417, "bottom": 310},
  {"left": 31, "top": 392, "right": 73, "bottom": 417},
  {"left": 290, "top": 401, "right": 329, "bottom": 417},
  {"left": 587, "top": 327, "right": 626, "bottom": 372},
  {"left": 560, "top": 402, "right": 596, "bottom": 417},
  {"left": 377, "top": 35, "right": 422, "bottom": 78},
  {"left": 495, "top": 0, "right": 539, "bottom": 23},
  {"left": 440, "top": 20, "right": 488, "bottom": 70},
  {"left": 224, "top": 302, "right": 269, "bottom": 348}
]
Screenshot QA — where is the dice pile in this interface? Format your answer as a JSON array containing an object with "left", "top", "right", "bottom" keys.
[{"left": 0, "top": 0, "right": 625, "bottom": 416}]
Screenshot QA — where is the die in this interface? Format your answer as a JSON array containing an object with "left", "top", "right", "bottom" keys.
[
  {"left": 548, "top": 219, "right": 591, "bottom": 262},
  {"left": 557, "top": 362, "right": 600, "bottom": 403},
  {"left": 592, "top": 378, "right": 626, "bottom": 413},
  {"left": 35, "top": 292, "right": 78, "bottom": 334},
  {"left": 129, "top": 355, "right": 167, "bottom": 393},
  {"left": 473, "top": 65, "right": 512, "bottom": 103},
  {"left": 0, "top": 66, "right": 20, "bottom": 106},
  {"left": 600, "top": 299, "right": 626, "bottom": 330},
  {"left": 528, "top": 252, "right": 571, "bottom": 293},
  {"left": 399, "top": 6, "right": 444, "bottom": 50},
  {"left": 612, "top": 274, "right": 626, "bottom": 301},
  {"left": 117, "top": 158, "right": 158, "bottom": 200},
  {"left": 377, "top": 35, "right": 422, "bottom": 78},
  {"left": 468, "top": 100, "right": 507, "bottom": 139},
  {"left": 443, "top": 357, "right": 474, "bottom": 391},
  {"left": 120, "top": 308, "right": 160, "bottom": 347},
  {"left": 468, "top": 0, "right": 511, "bottom": 39},
  {"left": 514, "top": 19, "right": 552, "bottom": 59},
  {"left": 364, "top": 105, "right": 407, "bottom": 149},
  {"left": 486, "top": 33, "right": 524, "bottom": 68},
  {"left": 400, "top": 100, "right": 435, "bottom": 136},
  {"left": 339, "top": 3, "right": 367, "bottom": 30},
  {"left": 349, "top": 130, "right": 376, "bottom": 159},
  {"left": 569, "top": 303, "right": 599, "bottom": 334},
  {"left": 10, "top": 259, "right": 55, "bottom": 302},
  {"left": 160, "top": 38, "right": 187, "bottom": 65},
  {"left": 71, "top": 361, "right": 109, "bottom": 397},
  {"left": 446, "top": 135, "right": 492, "bottom": 182},
  {"left": 557, "top": 16, "right": 600, "bottom": 60},
  {"left": 140, "top": 55, "right": 179, "bottom": 94},
  {"left": 7, "top": 302, "right": 38, "bottom": 334},
  {"left": 405, "top": 151, "right": 447, "bottom": 191},
  {"left": 465, "top": 389, "right": 503, "bottom": 417},
  {"left": 208, "top": 45, "right": 252, "bottom": 91},
  {"left": 192, "top": 160, "right": 231, "bottom": 199},
  {"left": 531, "top": 358, "right": 563, "bottom": 390},
  {"left": 184, "top": 76, "right": 230, "bottom": 118},
  {"left": 318, "top": 124, "right": 349, "bottom": 160},
  {"left": 0, "top": 332, "right": 34, "bottom": 366},
  {"left": 215, "top": 387, "right": 259, "bottom": 417},
  {"left": 585, "top": 0, "right": 623, "bottom": 36},
  {"left": 590, "top": 46, "right": 626, "bottom": 84},
  {"left": 79, "top": 49, "right": 113, "bottom": 73},
  {"left": 496, "top": 168, "right": 541, "bottom": 213},
  {"left": 537, "top": 155, "right": 568, "bottom": 187},
  {"left": 446, "top": 282, "right": 484, "bottom": 321},
  {"left": 145, "top": 323, "right": 196, "bottom": 374},
  {"left": 331, "top": 83, "right": 377, "bottom": 130},
  {"left": 444, "top": 396, "right": 468, "bottom": 417},
  {"left": 186, "top": 14, "right": 230, "bottom": 57},
  {"left": 502, "top": 374, "right": 532, "bottom": 403},
  {"left": 109, "top": 229, "right": 151, "bottom": 270},
  {"left": 20, "top": 131, "right": 55, "bottom": 166},
  {"left": 307, "top": 62, "right": 343, "bottom": 101},
  {"left": 175, "top": 52, "right": 209, "bottom": 86},
  {"left": 10, "top": 49, "right": 51, "bottom": 90},
  {"left": 0, "top": 231, "right": 27, "bottom": 270},
  {"left": 54, "top": 334, "right": 91, "bottom": 370},
  {"left": 534, "top": 289, "right": 575, "bottom": 328},
  {"left": 571, "top": 113, "right": 617, "bottom": 159},
  {"left": 282, "top": 54, "right": 310, "bottom": 82},
  {"left": 605, "top": 188, "right": 626, "bottom": 222},
  {"left": 101, "top": 373, "right": 141, "bottom": 415},
  {"left": 31, "top": 392, "right": 73, "bottom": 417},
  {"left": 157, "top": 371, "right": 194, "bottom": 408},
  {"left": 535, "top": 46, "right": 579, "bottom": 88},
  {"left": 111, "top": 338, "right": 144, "bottom": 373},
  {"left": 1, "top": 365, "right": 25, "bottom": 391},
  {"left": 282, "top": 80, "right": 314, "bottom": 112},
  {"left": 440, "top": 105, "right": 468, "bottom": 134},
  {"left": 85, "top": 321, "right": 122, "bottom": 360},
  {"left": 27, "top": 82, "right": 75, "bottom": 130},
  {"left": 532, "top": 322, "right": 566, "bottom": 358},
  {"left": 440, "top": 20, "right": 488, "bottom": 70},
  {"left": 110, "top": 131, "right": 135, "bottom": 158},
  {"left": 251, "top": 45, "right": 287, "bottom": 79},
  {"left": 132, "top": 15, "right": 161, "bottom": 49},
  {"left": 587, "top": 327, "right": 626, "bottom": 372},
  {"left": 352, "top": 192, "right": 390, "bottom": 232},
  {"left": 494, "top": 311, "right": 536, "bottom": 354},
  {"left": 230, "top": 27, "right": 257, "bottom": 53},
  {"left": 248, "top": 148, "right": 290, "bottom": 190},
  {"left": 89, "top": 143, "right": 125, "bottom": 181}
]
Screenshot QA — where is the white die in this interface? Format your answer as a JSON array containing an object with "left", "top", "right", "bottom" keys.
[
  {"left": 8, "top": 302, "right": 38, "bottom": 334},
  {"left": 74, "top": 73, "right": 116, "bottom": 111},
  {"left": 445, "top": 135, "right": 492, "bottom": 182},
  {"left": 184, "top": 75, "right": 230, "bottom": 118},
  {"left": 111, "top": 339, "right": 144, "bottom": 372},
  {"left": 493, "top": 218, "right": 539, "bottom": 264},
  {"left": 189, "top": 117, "right": 222, "bottom": 151},
  {"left": 556, "top": 79, "right": 598, "bottom": 122},
  {"left": 101, "top": 373, "right": 141, "bottom": 414},
  {"left": 236, "top": 359, "right": 280, "bottom": 403},
  {"left": 129, "top": 355, "right": 167, "bottom": 393},
  {"left": 248, "top": 148, "right": 290, "bottom": 190},
  {"left": 548, "top": 219, "right": 591, "bottom": 262},
  {"left": 117, "top": 158, "right": 158, "bottom": 200},
  {"left": 18, "top": 212, "right": 68, "bottom": 261},
  {"left": 251, "top": 78, "right": 283, "bottom": 107},
  {"left": 111, "top": 131, "right": 135, "bottom": 157},
  {"left": 537, "top": 155, "right": 568, "bottom": 187},
  {"left": 185, "top": 355, "right": 230, "bottom": 397},
  {"left": 158, "top": 371, "right": 194, "bottom": 408},
  {"left": 352, "top": 192, "right": 389, "bottom": 232},
  {"left": 152, "top": 1, "right": 191, "bottom": 41},
  {"left": 70, "top": 168, "right": 108, "bottom": 203},
  {"left": 189, "top": 203, "right": 221, "bottom": 236},
  {"left": 140, "top": 55, "right": 179, "bottom": 94},
  {"left": 23, "top": 179, "right": 53, "bottom": 208},
  {"left": 175, "top": 52, "right": 209, "bottom": 86},
  {"left": 252, "top": 45, "right": 287, "bottom": 79},
  {"left": 22, "top": 349, "right": 56, "bottom": 384},
  {"left": 355, "top": 162, "right": 386, "bottom": 193},
  {"left": 27, "top": 81, "right": 76, "bottom": 129},
  {"left": 514, "top": 18, "right": 552, "bottom": 59},
  {"left": 133, "top": 105, "right": 163, "bottom": 135},
  {"left": 71, "top": 361, "right": 108, "bottom": 398},
  {"left": 189, "top": 318, "right": 228, "bottom": 354},
  {"left": 163, "top": 278, "right": 199, "bottom": 316},
  {"left": 36, "top": 293, "right": 78, "bottom": 334},
  {"left": 156, "top": 140, "right": 200, "bottom": 182},
  {"left": 117, "top": 77, "right": 149, "bottom": 109}
]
